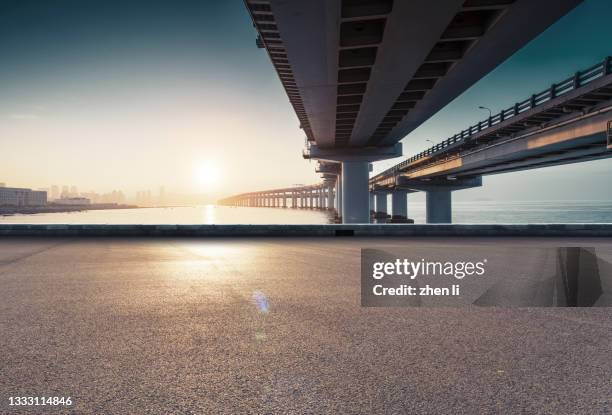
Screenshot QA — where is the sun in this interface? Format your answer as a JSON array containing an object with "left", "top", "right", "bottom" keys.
[{"left": 194, "top": 162, "right": 221, "bottom": 189}]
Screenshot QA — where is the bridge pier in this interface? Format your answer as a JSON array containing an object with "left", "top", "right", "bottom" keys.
[
  {"left": 327, "top": 185, "right": 334, "bottom": 210},
  {"left": 391, "top": 190, "right": 408, "bottom": 222},
  {"left": 341, "top": 161, "right": 370, "bottom": 223},
  {"left": 374, "top": 192, "right": 388, "bottom": 219},
  {"left": 426, "top": 190, "right": 452, "bottom": 224},
  {"left": 396, "top": 176, "right": 482, "bottom": 224},
  {"left": 319, "top": 188, "right": 325, "bottom": 210},
  {"left": 336, "top": 176, "right": 342, "bottom": 219},
  {"left": 305, "top": 143, "right": 402, "bottom": 223}
]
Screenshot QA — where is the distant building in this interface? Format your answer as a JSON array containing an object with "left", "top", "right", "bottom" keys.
[
  {"left": 0, "top": 187, "right": 47, "bottom": 207},
  {"left": 54, "top": 197, "right": 91, "bottom": 206},
  {"left": 51, "top": 185, "right": 59, "bottom": 200}
]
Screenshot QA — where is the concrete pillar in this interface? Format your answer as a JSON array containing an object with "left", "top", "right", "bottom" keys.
[
  {"left": 319, "top": 188, "right": 325, "bottom": 209},
  {"left": 327, "top": 185, "right": 334, "bottom": 210},
  {"left": 375, "top": 192, "right": 388, "bottom": 216},
  {"left": 337, "top": 176, "right": 342, "bottom": 216},
  {"left": 369, "top": 192, "right": 375, "bottom": 213},
  {"left": 341, "top": 161, "right": 370, "bottom": 223},
  {"left": 426, "top": 190, "right": 452, "bottom": 223},
  {"left": 391, "top": 190, "right": 408, "bottom": 220}
]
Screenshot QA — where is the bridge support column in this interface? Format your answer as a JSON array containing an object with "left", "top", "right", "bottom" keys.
[
  {"left": 396, "top": 176, "right": 481, "bottom": 224},
  {"left": 426, "top": 190, "right": 452, "bottom": 224},
  {"left": 319, "top": 188, "right": 325, "bottom": 209},
  {"left": 327, "top": 185, "right": 334, "bottom": 210},
  {"left": 374, "top": 192, "right": 388, "bottom": 219},
  {"left": 391, "top": 190, "right": 408, "bottom": 222},
  {"left": 341, "top": 161, "right": 370, "bottom": 223},
  {"left": 336, "top": 177, "right": 342, "bottom": 217}
]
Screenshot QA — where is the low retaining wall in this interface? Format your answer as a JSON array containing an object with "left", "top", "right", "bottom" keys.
[{"left": 0, "top": 224, "right": 611, "bottom": 237}]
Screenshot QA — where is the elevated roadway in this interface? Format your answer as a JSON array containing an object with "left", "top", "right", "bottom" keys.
[
  {"left": 244, "top": 0, "right": 583, "bottom": 222},
  {"left": 369, "top": 57, "right": 612, "bottom": 223}
]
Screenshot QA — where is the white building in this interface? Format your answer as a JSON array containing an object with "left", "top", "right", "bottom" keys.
[{"left": 0, "top": 187, "right": 47, "bottom": 207}]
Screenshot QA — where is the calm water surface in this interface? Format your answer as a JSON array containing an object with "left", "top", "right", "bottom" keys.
[{"left": 1, "top": 201, "right": 612, "bottom": 224}]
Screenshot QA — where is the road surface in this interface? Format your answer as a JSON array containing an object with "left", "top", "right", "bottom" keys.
[{"left": 1, "top": 237, "right": 611, "bottom": 414}]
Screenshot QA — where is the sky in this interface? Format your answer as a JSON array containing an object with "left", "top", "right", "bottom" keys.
[{"left": 1, "top": 0, "right": 611, "bottom": 202}]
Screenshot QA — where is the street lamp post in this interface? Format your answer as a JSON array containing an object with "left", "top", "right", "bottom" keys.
[{"left": 478, "top": 106, "right": 492, "bottom": 118}]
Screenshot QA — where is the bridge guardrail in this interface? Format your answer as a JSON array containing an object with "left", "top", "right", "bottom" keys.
[{"left": 373, "top": 56, "right": 612, "bottom": 181}]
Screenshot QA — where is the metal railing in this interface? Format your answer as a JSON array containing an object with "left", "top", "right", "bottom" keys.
[{"left": 373, "top": 56, "right": 612, "bottom": 182}]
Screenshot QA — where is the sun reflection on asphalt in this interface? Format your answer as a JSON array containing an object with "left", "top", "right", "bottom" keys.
[
  {"left": 252, "top": 291, "right": 270, "bottom": 342},
  {"left": 252, "top": 290, "right": 269, "bottom": 314}
]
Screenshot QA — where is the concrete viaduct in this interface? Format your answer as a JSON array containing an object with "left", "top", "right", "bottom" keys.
[{"left": 220, "top": 0, "right": 605, "bottom": 223}]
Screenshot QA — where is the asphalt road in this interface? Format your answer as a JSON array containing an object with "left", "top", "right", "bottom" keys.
[{"left": 1, "top": 237, "right": 611, "bottom": 414}]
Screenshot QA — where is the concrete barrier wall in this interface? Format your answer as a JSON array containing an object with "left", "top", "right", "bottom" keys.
[{"left": 0, "top": 224, "right": 612, "bottom": 237}]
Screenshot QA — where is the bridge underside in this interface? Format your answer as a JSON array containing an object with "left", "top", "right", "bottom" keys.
[
  {"left": 240, "top": 0, "right": 594, "bottom": 224},
  {"left": 246, "top": 0, "right": 582, "bottom": 150},
  {"left": 397, "top": 107, "right": 612, "bottom": 182}
]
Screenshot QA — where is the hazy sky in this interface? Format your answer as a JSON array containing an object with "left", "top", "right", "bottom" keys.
[{"left": 1, "top": 0, "right": 611, "bottom": 201}]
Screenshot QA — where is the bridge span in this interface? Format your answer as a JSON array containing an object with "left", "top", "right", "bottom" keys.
[
  {"left": 218, "top": 182, "right": 337, "bottom": 212},
  {"left": 242, "top": 0, "right": 583, "bottom": 222},
  {"left": 221, "top": 57, "right": 612, "bottom": 223},
  {"left": 370, "top": 57, "right": 612, "bottom": 223}
]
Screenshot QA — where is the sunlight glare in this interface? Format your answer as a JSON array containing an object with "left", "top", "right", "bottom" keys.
[{"left": 194, "top": 161, "right": 221, "bottom": 189}]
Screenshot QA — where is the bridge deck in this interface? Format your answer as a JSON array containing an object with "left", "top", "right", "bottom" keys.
[{"left": 372, "top": 57, "right": 612, "bottom": 187}]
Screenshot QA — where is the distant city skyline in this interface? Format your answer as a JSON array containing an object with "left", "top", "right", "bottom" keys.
[
  {"left": 1, "top": 0, "right": 611, "bottom": 201},
  {"left": 2, "top": 180, "right": 215, "bottom": 207}
]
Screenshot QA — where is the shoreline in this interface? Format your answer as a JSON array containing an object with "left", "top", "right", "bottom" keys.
[{"left": 0, "top": 204, "right": 140, "bottom": 216}]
